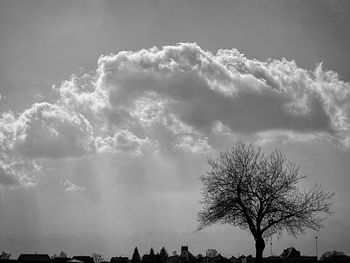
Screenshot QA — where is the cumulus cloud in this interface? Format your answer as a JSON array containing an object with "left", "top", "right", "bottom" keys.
[
  {"left": 62, "top": 179, "right": 85, "bottom": 192},
  {"left": 1, "top": 102, "right": 96, "bottom": 159},
  {"left": 162, "top": 114, "right": 211, "bottom": 153},
  {"left": 63, "top": 42, "right": 349, "bottom": 147},
  {"left": 0, "top": 102, "right": 95, "bottom": 186},
  {"left": 95, "top": 130, "right": 156, "bottom": 155},
  {"left": 0, "top": 164, "right": 20, "bottom": 186},
  {"left": 0, "top": 156, "right": 41, "bottom": 187},
  {"left": 1, "top": 42, "right": 350, "bottom": 186}
]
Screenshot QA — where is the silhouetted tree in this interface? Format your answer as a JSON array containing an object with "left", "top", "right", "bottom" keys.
[
  {"left": 197, "top": 142, "right": 334, "bottom": 263},
  {"left": 206, "top": 249, "right": 218, "bottom": 258},
  {"left": 51, "top": 251, "right": 68, "bottom": 260},
  {"left": 160, "top": 247, "right": 168, "bottom": 263},
  {"left": 0, "top": 251, "right": 11, "bottom": 259},
  {"left": 132, "top": 247, "right": 141, "bottom": 263},
  {"left": 150, "top": 248, "right": 155, "bottom": 256},
  {"left": 320, "top": 250, "right": 344, "bottom": 261},
  {"left": 92, "top": 253, "right": 104, "bottom": 263}
]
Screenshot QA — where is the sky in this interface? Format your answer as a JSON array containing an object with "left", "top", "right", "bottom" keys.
[{"left": 0, "top": 0, "right": 350, "bottom": 259}]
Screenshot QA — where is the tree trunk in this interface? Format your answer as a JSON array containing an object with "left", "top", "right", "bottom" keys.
[{"left": 255, "top": 236, "right": 265, "bottom": 263}]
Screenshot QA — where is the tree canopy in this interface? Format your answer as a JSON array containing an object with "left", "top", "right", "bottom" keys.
[
  {"left": 0, "top": 251, "right": 11, "bottom": 260},
  {"left": 197, "top": 142, "right": 333, "bottom": 263},
  {"left": 320, "top": 250, "right": 344, "bottom": 261},
  {"left": 92, "top": 253, "right": 104, "bottom": 263}
]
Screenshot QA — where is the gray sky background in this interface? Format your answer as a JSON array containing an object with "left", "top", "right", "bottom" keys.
[{"left": 0, "top": 0, "right": 350, "bottom": 259}]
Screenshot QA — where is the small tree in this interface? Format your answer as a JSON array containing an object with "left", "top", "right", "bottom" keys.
[
  {"left": 320, "top": 250, "right": 344, "bottom": 261},
  {"left": 51, "top": 251, "right": 67, "bottom": 260},
  {"left": 160, "top": 247, "right": 168, "bottom": 263},
  {"left": 206, "top": 249, "right": 218, "bottom": 258},
  {"left": 197, "top": 142, "right": 334, "bottom": 263},
  {"left": 132, "top": 247, "right": 141, "bottom": 263},
  {"left": 0, "top": 251, "right": 11, "bottom": 259},
  {"left": 150, "top": 248, "right": 155, "bottom": 256},
  {"left": 92, "top": 253, "right": 104, "bottom": 263}
]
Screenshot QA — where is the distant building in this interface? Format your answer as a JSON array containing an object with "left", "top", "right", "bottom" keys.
[
  {"left": 279, "top": 247, "right": 316, "bottom": 263},
  {"left": 236, "top": 255, "right": 247, "bottom": 263},
  {"left": 0, "top": 260, "right": 17, "bottom": 263},
  {"left": 166, "top": 256, "right": 181, "bottom": 263},
  {"left": 53, "top": 257, "right": 72, "bottom": 263},
  {"left": 206, "top": 250, "right": 218, "bottom": 259},
  {"left": 166, "top": 246, "right": 196, "bottom": 263},
  {"left": 240, "top": 255, "right": 254, "bottom": 263},
  {"left": 110, "top": 257, "right": 130, "bottom": 263},
  {"left": 181, "top": 247, "right": 189, "bottom": 261},
  {"left": 72, "top": 256, "right": 94, "bottom": 263},
  {"left": 263, "top": 256, "right": 284, "bottom": 263},
  {"left": 319, "top": 254, "right": 350, "bottom": 263},
  {"left": 142, "top": 252, "right": 160, "bottom": 263},
  {"left": 18, "top": 254, "right": 51, "bottom": 262},
  {"left": 211, "top": 254, "right": 230, "bottom": 263},
  {"left": 68, "top": 260, "right": 84, "bottom": 263},
  {"left": 180, "top": 247, "right": 195, "bottom": 263},
  {"left": 281, "top": 248, "right": 301, "bottom": 259},
  {"left": 228, "top": 256, "right": 240, "bottom": 263}
]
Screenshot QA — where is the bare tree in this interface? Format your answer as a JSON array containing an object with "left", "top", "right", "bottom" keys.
[
  {"left": 197, "top": 142, "right": 334, "bottom": 263},
  {"left": 320, "top": 250, "right": 344, "bottom": 261},
  {"left": 0, "top": 251, "right": 11, "bottom": 259},
  {"left": 92, "top": 253, "right": 104, "bottom": 263},
  {"left": 51, "top": 251, "right": 68, "bottom": 260}
]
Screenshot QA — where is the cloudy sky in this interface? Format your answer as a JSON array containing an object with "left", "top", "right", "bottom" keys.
[{"left": 1, "top": 0, "right": 350, "bottom": 259}]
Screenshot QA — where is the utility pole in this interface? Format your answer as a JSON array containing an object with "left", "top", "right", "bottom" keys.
[
  {"left": 315, "top": 236, "right": 318, "bottom": 261},
  {"left": 270, "top": 236, "right": 272, "bottom": 256}
]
